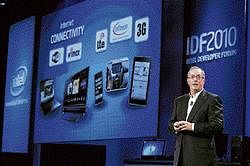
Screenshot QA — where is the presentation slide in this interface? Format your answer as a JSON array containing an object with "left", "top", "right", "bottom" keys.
[
  {"left": 184, "top": 1, "right": 245, "bottom": 135},
  {"left": 2, "top": 17, "right": 35, "bottom": 153},
  {"left": 34, "top": 0, "right": 162, "bottom": 142}
]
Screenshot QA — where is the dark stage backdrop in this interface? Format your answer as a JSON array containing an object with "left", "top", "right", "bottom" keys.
[
  {"left": 40, "top": 144, "right": 106, "bottom": 166},
  {"left": 245, "top": 0, "right": 250, "bottom": 136}
]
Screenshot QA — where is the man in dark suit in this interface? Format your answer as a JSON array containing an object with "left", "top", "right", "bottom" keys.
[{"left": 168, "top": 66, "right": 224, "bottom": 166}]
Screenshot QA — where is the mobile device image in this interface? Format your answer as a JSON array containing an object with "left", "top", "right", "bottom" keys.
[
  {"left": 94, "top": 71, "right": 103, "bottom": 105},
  {"left": 129, "top": 56, "right": 151, "bottom": 106},
  {"left": 106, "top": 57, "right": 129, "bottom": 92},
  {"left": 62, "top": 67, "right": 89, "bottom": 122},
  {"left": 40, "top": 79, "right": 61, "bottom": 115}
]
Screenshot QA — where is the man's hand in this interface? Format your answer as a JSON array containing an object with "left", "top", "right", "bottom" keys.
[
  {"left": 174, "top": 121, "right": 193, "bottom": 132},
  {"left": 173, "top": 122, "right": 181, "bottom": 132}
]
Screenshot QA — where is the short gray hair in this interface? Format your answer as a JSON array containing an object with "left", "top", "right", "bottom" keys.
[{"left": 188, "top": 66, "right": 205, "bottom": 79}]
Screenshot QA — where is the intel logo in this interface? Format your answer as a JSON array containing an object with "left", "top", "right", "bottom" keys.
[
  {"left": 113, "top": 22, "right": 128, "bottom": 35},
  {"left": 110, "top": 16, "right": 132, "bottom": 43},
  {"left": 10, "top": 66, "right": 28, "bottom": 96}
]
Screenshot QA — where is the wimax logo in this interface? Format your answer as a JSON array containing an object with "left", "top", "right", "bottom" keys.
[
  {"left": 10, "top": 66, "right": 28, "bottom": 96},
  {"left": 66, "top": 42, "right": 82, "bottom": 63},
  {"left": 110, "top": 16, "right": 132, "bottom": 43},
  {"left": 49, "top": 47, "right": 64, "bottom": 67}
]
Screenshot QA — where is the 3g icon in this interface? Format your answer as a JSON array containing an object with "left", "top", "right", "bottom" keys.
[{"left": 134, "top": 17, "right": 149, "bottom": 43}]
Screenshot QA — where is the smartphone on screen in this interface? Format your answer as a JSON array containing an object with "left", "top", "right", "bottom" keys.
[
  {"left": 129, "top": 56, "right": 151, "bottom": 106},
  {"left": 94, "top": 71, "right": 103, "bottom": 105}
]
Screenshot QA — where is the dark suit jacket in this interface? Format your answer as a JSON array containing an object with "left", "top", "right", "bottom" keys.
[{"left": 168, "top": 90, "right": 224, "bottom": 166}]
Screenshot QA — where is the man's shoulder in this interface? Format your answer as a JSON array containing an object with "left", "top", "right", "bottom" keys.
[
  {"left": 203, "top": 90, "right": 221, "bottom": 101},
  {"left": 203, "top": 90, "right": 220, "bottom": 98},
  {"left": 175, "top": 94, "right": 188, "bottom": 102}
]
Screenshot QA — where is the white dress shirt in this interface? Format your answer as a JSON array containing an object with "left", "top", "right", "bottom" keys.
[{"left": 186, "top": 89, "right": 203, "bottom": 130}]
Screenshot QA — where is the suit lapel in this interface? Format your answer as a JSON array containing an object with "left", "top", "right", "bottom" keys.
[
  {"left": 180, "top": 94, "right": 189, "bottom": 120},
  {"left": 187, "top": 90, "right": 208, "bottom": 122}
]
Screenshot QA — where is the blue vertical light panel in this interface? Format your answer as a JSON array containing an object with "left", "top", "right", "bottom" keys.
[
  {"left": 2, "top": 16, "right": 35, "bottom": 153},
  {"left": 184, "top": 0, "right": 246, "bottom": 135}
]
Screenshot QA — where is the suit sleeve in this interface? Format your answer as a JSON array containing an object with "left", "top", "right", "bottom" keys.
[
  {"left": 193, "top": 96, "right": 224, "bottom": 135},
  {"left": 168, "top": 99, "right": 177, "bottom": 134}
]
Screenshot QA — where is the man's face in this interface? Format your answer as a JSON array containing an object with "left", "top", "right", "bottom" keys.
[{"left": 187, "top": 68, "right": 205, "bottom": 93}]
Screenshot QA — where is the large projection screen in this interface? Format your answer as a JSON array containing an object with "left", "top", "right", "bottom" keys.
[{"left": 34, "top": 0, "right": 162, "bottom": 142}]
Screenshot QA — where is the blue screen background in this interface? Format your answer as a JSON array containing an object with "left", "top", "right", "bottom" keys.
[{"left": 142, "top": 140, "right": 164, "bottom": 156}]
